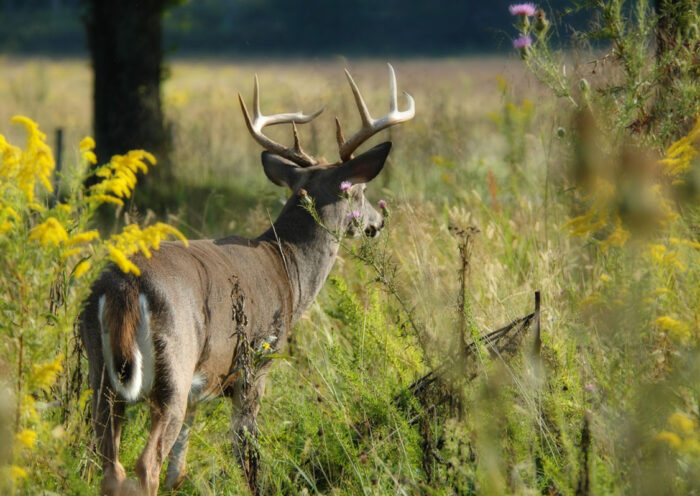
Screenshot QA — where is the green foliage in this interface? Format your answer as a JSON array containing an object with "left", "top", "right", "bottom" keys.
[
  {"left": 0, "top": 117, "right": 186, "bottom": 493},
  {"left": 513, "top": 0, "right": 700, "bottom": 146}
]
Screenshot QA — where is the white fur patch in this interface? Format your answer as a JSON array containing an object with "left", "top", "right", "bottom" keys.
[
  {"left": 98, "top": 293, "right": 154, "bottom": 402},
  {"left": 136, "top": 294, "right": 155, "bottom": 397},
  {"left": 188, "top": 371, "right": 208, "bottom": 402}
]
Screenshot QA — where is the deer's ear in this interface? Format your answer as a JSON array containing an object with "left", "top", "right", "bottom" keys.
[
  {"left": 333, "top": 142, "right": 392, "bottom": 184},
  {"left": 261, "top": 152, "right": 307, "bottom": 188}
]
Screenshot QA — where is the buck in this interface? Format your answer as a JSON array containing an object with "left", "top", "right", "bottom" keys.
[{"left": 80, "top": 64, "right": 414, "bottom": 496}]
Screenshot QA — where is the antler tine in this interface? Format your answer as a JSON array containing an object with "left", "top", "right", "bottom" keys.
[
  {"left": 335, "top": 117, "right": 346, "bottom": 150},
  {"left": 239, "top": 74, "right": 324, "bottom": 167},
  {"left": 388, "top": 63, "right": 397, "bottom": 112},
  {"left": 253, "top": 74, "right": 261, "bottom": 121},
  {"left": 344, "top": 69, "right": 373, "bottom": 127},
  {"left": 338, "top": 63, "right": 415, "bottom": 162}
]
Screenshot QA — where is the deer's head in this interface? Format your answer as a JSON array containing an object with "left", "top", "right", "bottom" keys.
[{"left": 239, "top": 64, "right": 414, "bottom": 238}]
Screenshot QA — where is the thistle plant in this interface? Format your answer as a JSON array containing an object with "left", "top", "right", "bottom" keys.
[{"left": 508, "top": 0, "right": 700, "bottom": 146}]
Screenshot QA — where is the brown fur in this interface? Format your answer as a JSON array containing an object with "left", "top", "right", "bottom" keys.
[{"left": 104, "top": 279, "right": 141, "bottom": 375}]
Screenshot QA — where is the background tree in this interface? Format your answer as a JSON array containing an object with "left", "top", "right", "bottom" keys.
[{"left": 82, "top": 0, "right": 178, "bottom": 197}]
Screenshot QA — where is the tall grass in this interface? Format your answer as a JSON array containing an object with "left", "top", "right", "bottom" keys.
[{"left": 0, "top": 21, "right": 699, "bottom": 493}]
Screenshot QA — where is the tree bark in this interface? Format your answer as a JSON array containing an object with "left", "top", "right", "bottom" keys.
[{"left": 84, "top": 0, "right": 171, "bottom": 192}]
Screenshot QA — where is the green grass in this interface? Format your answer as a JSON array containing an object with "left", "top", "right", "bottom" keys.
[{"left": 1, "top": 53, "right": 699, "bottom": 494}]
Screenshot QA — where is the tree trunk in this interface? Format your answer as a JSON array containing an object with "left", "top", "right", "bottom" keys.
[{"left": 84, "top": 0, "right": 172, "bottom": 195}]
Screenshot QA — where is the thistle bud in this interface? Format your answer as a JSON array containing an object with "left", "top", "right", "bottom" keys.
[
  {"left": 578, "top": 78, "right": 590, "bottom": 94},
  {"left": 298, "top": 189, "right": 313, "bottom": 208},
  {"left": 534, "top": 8, "right": 549, "bottom": 35}
]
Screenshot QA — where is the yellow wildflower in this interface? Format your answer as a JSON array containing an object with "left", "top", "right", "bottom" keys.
[
  {"left": 0, "top": 133, "right": 22, "bottom": 179},
  {"left": 65, "top": 230, "right": 100, "bottom": 247},
  {"left": 2, "top": 205, "right": 18, "bottom": 220},
  {"left": 649, "top": 244, "right": 667, "bottom": 262},
  {"left": 29, "top": 355, "right": 63, "bottom": 392},
  {"left": 8, "top": 465, "right": 27, "bottom": 482},
  {"left": 74, "top": 260, "right": 91, "bottom": 278},
  {"left": 669, "top": 413, "right": 697, "bottom": 435},
  {"left": 9, "top": 115, "right": 55, "bottom": 201},
  {"left": 28, "top": 217, "right": 69, "bottom": 246},
  {"left": 107, "top": 223, "right": 187, "bottom": 275},
  {"left": 659, "top": 119, "right": 700, "bottom": 178},
  {"left": 655, "top": 316, "right": 691, "bottom": 341},
  {"left": 648, "top": 244, "right": 685, "bottom": 271},
  {"left": 78, "top": 388, "right": 93, "bottom": 410},
  {"left": 681, "top": 438, "right": 700, "bottom": 455},
  {"left": 656, "top": 431, "right": 682, "bottom": 449},
  {"left": 262, "top": 342, "right": 271, "bottom": 350},
  {"left": 79, "top": 136, "right": 97, "bottom": 164},
  {"left": 601, "top": 217, "right": 630, "bottom": 251},
  {"left": 579, "top": 293, "right": 601, "bottom": 308},
  {"left": 89, "top": 149, "right": 156, "bottom": 204},
  {"left": 60, "top": 247, "right": 83, "bottom": 259},
  {"left": 599, "top": 273, "right": 611, "bottom": 282},
  {"left": 15, "top": 429, "right": 37, "bottom": 449},
  {"left": 109, "top": 245, "right": 141, "bottom": 275}
]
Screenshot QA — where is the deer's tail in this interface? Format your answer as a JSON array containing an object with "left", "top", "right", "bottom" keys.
[{"left": 98, "top": 283, "right": 153, "bottom": 401}]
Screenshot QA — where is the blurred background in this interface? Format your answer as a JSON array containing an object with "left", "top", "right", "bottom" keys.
[
  {"left": 2, "top": 1, "right": 699, "bottom": 495},
  {"left": 0, "top": 0, "right": 587, "bottom": 55}
]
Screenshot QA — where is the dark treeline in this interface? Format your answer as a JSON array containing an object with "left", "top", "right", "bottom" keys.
[{"left": 0, "top": 0, "right": 588, "bottom": 56}]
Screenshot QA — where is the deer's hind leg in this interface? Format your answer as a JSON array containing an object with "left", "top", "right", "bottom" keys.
[
  {"left": 133, "top": 380, "right": 190, "bottom": 496},
  {"left": 164, "top": 403, "right": 197, "bottom": 490},
  {"left": 92, "top": 370, "right": 129, "bottom": 496}
]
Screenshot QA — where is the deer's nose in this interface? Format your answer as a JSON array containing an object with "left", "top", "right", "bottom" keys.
[{"left": 364, "top": 223, "right": 381, "bottom": 238}]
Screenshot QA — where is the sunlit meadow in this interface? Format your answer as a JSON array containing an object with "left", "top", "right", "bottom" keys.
[{"left": 0, "top": 27, "right": 699, "bottom": 495}]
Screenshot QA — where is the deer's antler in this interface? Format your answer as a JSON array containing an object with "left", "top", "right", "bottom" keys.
[
  {"left": 238, "top": 75, "right": 324, "bottom": 167},
  {"left": 336, "top": 63, "right": 415, "bottom": 162}
]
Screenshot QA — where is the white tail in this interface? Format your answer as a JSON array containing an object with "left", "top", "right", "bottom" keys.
[{"left": 97, "top": 293, "right": 154, "bottom": 402}]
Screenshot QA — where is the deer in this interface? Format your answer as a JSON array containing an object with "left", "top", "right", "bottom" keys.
[{"left": 79, "top": 64, "right": 415, "bottom": 496}]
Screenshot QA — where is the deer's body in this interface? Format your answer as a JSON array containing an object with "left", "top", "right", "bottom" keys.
[{"left": 81, "top": 66, "right": 413, "bottom": 495}]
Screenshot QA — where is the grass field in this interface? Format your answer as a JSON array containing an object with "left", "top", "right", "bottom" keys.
[{"left": 1, "top": 54, "right": 699, "bottom": 495}]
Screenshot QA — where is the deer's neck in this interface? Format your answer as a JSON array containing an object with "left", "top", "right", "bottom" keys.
[{"left": 258, "top": 202, "right": 340, "bottom": 324}]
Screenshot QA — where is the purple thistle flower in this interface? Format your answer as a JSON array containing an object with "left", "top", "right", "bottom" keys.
[
  {"left": 340, "top": 181, "right": 352, "bottom": 192},
  {"left": 378, "top": 200, "right": 387, "bottom": 209},
  {"left": 347, "top": 210, "right": 361, "bottom": 221},
  {"left": 509, "top": 3, "right": 536, "bottom": 16},
  {"left": 513, "top": 36, "right": 533, "bottom": 49}
]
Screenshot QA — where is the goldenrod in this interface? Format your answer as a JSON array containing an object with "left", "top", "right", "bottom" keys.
[
  {"left": 73, "top": 260, "right": 91, "bottom": 278},
  {"left": 9, "top": 116, "right": 55, "bottom": 202},
  {"left": 29, "top": 355, "right": 63, "bottom": 392},
  {"left": 656, "top": 431, "right": 682, "bottom": 449},
  {"left": 28, "top": 217, "right": 68, "bottom": 246},
  {"left": 108, "top": 245, "right": 141, "bottom": 275},
  {"left": 65, "top": 230, "right": 99, "bottom": 247},
  {"left": 669, "top": 412, "right": 697, "bottom": 435},
  {"left": 79, "top": 136, "right": 97, "bottom": 164},
  {"left": 15, "top": 429, "right": 37, "bottom": 449}
]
